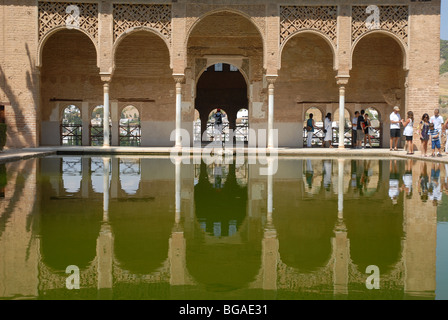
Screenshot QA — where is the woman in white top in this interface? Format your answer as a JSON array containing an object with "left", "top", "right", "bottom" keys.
[
  {"left": 401, "top": 111, "right": 414, "bottom": 155},
  {"left": 324, "top": 113, "right": 333, "bottom": 148}
]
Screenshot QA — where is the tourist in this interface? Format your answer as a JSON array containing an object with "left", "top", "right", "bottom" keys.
[
  {"left": 323, "top": 113, "right": 333, "bottom": 148},
  {"left": 428, "top": 122, "right": 442, "bottom": 157},
  {"left": 389, "top": 106, "right": 401, "bottom": 151},
  {"left": 306, "top": 113, "right": 316, "bottom": 148},
  {"left": 364, "top": 113, "right": 373, "bottom": 148},
  {"left": 429, "top": 108, "right": 444, "bottom": 132},
  {"left": 401, "top": 111, "right": 414, "bottom": 155},
  {"left": 214, "top": 108, "right": 223, "bottom": 142},
  {"left": 417, "top": 113, "right": 430, "bottom": 157},
  {"left": 443, "top": 117, "right": 448, "bottom": 154},
  {"left": 356, "top": 109, "right": 365, "bottom": 149},
  {"left": 429, "top": 108, "right": 443, "bottom": 153},
  {"left": 352, "top": 111, "right": 359, "bottom": 148},
  {"left": 305, "top": 159, "right": 314, "bottom": 189}
]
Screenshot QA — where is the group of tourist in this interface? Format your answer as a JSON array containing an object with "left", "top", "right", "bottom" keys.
[
  {"left": 305, "top": 107, "right": 448, "bottom": 157},
  {"left": 390, "top": 107, "right": 448, "bottom": 157}
]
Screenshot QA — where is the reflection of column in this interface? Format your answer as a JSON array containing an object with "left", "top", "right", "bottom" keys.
[
  {"left": 266, "top": 75, "right": 277, "bottom": 149},
  {"left": 174, "top": 74, "right": 185, "bottom": 148},
  {"left": 103, "top": 82, "right": 111, "bottom": 147},
  {"left": 175, "top": 156, "right": 182, "bottom": 223},
  {"left": 267, "top": 157, "right": 274, "bottom": 221},
  {"left": 338, "top": 159, "right": 344, "bottom": 218},
  {"left": 333, "top": 158, "right": 349, "bottom": 296},
  {"left": 103, "top": 157, "right": 110, "bottom": 222},
  {"left": 262, "top": 221, "right": 278, "bottom": 291},
  {"left": 337, "top": 76, "right": 349, "bottom": 149},
  {"left": 97, "top": 223, "right": 114, "bottom": 295}
]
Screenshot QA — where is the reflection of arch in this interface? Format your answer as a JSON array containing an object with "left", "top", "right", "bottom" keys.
[
  {"left": 112, "top": 27, "right": 172, "bottom": 71},
  {"left": 345, "top": 199, "right": 404, "bottom": 275},
  {"left": 273, "top": 196, "right": 337, "bottom": 272},
  {"left": 188, "top": 162, "right": 261, "bottom": 289},
  {"left": 185, "top": 9, "right": 265, "bottom": 69},
  {"left": 350, "top": 30, "right": 408, "bottom": 71},
  {"left": 39, "top": 169, "right": 102, "bottom": 271},
  {"left": 279, "top": 30, "right": 337, "bottom": 70},
  {"left": 37, "top": 27, "right": 99, "bottom": 68},
  {"left": 109, "top": 201, "right": 174, "bottom": 275}
]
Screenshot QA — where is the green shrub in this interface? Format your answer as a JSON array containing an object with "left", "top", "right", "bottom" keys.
[{"left": 0, "top": 123, "right": 6, "bottom": 151}]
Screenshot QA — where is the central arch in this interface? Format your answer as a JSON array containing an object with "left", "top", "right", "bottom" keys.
[{"left": 187, "top": 10, "right": 264, "bottom": 145}]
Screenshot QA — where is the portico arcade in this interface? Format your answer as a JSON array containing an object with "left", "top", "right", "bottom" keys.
[{"left": 0, "top": 1, "right": 441, "bottom": 149}]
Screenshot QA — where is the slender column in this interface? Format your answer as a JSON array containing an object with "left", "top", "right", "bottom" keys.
[
  {"left": 266, "top": 75, "right": 277, "bottom": 149},
  {"left": 337, "top": 76, "right": 349, "bottom": 149},
  {"left": 102, "top": 81, "right": 111, "bottom": 147},
  {"left": 174, "top": 74, "right": 185, "bottom": 148}
]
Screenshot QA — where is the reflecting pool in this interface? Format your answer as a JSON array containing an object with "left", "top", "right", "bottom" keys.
[{"left": 0, "top": 156, "right": 448, "bottom": 300}]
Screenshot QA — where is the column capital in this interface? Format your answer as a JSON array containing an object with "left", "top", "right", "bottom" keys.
[
  {"left": 336, "top": 74, "right": 350, "bottom": 86},
  {"left": 173, "top": 73, "right": 186, "bottom": 84},
  {"left": 100, "top": 72, "right": 113, "bottom": 83},
  {"left": 265, "top": 74, "right": 278, "bottom": 85}
]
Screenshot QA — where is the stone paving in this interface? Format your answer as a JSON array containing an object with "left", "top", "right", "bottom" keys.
[{"left": 2, "top": 146, "right": 448, "bottom": 164}]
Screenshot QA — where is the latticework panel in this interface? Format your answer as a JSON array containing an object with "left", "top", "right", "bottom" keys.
[
  {"left": 38, "top": 2, "right": 98, "bottom": 41},
  {"left": 280, "top": 6, "right": 338, "bottom": 46},
  {"left": 113, "top": 4, "right": 172, "bottom": 42},
  {"left": 352, "top": 6, "right": 409, "bottom": 45}
]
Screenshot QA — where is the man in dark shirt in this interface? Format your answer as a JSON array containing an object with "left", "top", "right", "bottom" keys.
[{"left": 356, "top": 109, "right": 365, "bottom": 149}]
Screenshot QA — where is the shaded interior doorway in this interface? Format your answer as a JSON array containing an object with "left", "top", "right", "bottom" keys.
[{"left": 195, "top": 63, "right": 248, "bottom": 143}]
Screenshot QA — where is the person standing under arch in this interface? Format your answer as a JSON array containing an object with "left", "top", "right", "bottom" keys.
[
  {"left": 324, "top": 113, "right": 333, "bottom": 148},
  {"left": 356, "top": 109, "right": 365, "bottom": 149},
  {"left": 214, "top": 108, "right": 223, "bottom": 142},
  {"left": 417, "top": 113, "right": 430, "bottom": 157},
  {"left": 389, "top": 106, "right": 401, "bottom": 151},
  {"left": 402, "top": 111, "right": 414, "bottom": 155},
  {"left": 306, "top": 113, "right": 316, "bottom": 148}
]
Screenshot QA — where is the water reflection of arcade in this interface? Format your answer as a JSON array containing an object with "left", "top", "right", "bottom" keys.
[{"left": 0, "top": 157, "right": 439, "bottom": 299}]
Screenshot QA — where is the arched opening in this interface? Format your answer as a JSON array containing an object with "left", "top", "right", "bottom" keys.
[
  {"left": 113, "top": 30, "right": 174, "bottom": 147},
  {"left": 194, "top": 109, "right": 201, "bottom": 143},
  {"left": 235, "top": 108, "right": 249, "bottom": 142},
  {"left": 187, "top": 11, "right": 263, "bottom": 145},
  {"left": 334, "top": 108, "right": 352, "bottom": 147},
  {"left": 40, "top": 29, "right": 101, "bottom": 146},
  {"left": 61, "top": 105, "right": 82, "bottom": 146},
  {"left": 206, "top": 108, "right": 229, "bottom": 142},
  {"left": 365, "top": 107, "right": 382, "bottom": 148},
  {"left": 278, "top": 33, "right": 337, "bottom": 147},
  {"left": 303, "top": 107, "right": 324, "bottom": 147},
  {"left": 119, "top": 106, "right": 141, "bottom": 146},
  {"left": 90, "top": 106, "right": 111, "bottom": 146},
  {"left": 348, "top": 33, "right": 406, "bottom": 148}
]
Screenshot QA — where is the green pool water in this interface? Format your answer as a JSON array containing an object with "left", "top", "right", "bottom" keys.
[{"left": 0, "top": 156, "right": 447, "bottom": 300}]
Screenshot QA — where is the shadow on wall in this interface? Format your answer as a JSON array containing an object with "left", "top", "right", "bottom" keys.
[{"left": 0, "top": 43, "right": 38, "bottom": 148}]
